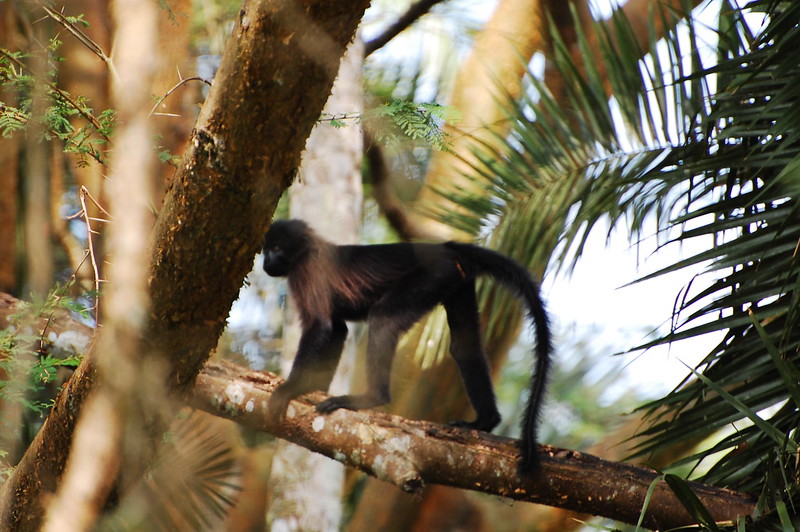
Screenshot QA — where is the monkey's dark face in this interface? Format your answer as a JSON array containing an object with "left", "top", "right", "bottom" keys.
[
  {"left": 263, "top": 246, "right": 292, "bottom": 277},
  {"left": 262, "top": 220, "right": 310, "bottom": 277}
]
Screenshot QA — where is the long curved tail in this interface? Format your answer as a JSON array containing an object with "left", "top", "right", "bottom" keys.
[{"left": 446, "top": 242, "right": 553, "bottom": 474}]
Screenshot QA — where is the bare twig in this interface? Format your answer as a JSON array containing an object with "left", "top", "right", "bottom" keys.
[
  {"left": 37, "top": 251, "right": 94, "bottom": 352},
  {"left": 317, "top": 112, "right": 360, "bottom": 123}
]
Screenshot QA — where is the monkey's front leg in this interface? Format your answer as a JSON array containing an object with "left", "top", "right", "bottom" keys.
[
  {"left": 316, "top": 313, "right": 401, "bottom": 415},
  {"left": 267, "top": 320, "right": 347, "bottom": 421},
  {"left": 266, "top": 385, "right": 299, "bottom": 422}
]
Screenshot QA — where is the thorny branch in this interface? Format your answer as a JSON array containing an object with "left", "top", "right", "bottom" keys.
[
  {"left": 149, "top": 74, "right": 212, "bottom": 117},
  {"left": 0, "top": 47, "right": 110, "bottom": 140},
  {"left": 41, "top": 6, "right": 113, "bottom": 67},
  {"left": 66, "top": 187, "right": 110, "bottom": 314}
]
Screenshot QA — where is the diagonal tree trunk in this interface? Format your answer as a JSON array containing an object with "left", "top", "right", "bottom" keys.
[
  {"left": 410, "top": 0, "right": 546, "bottom": 241},
  {"left": 0, "top": 0, "right": 369, "bottom": 529}
]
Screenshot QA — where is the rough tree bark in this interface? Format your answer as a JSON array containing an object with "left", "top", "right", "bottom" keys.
[{"left": 0, "top": 0, "right": 369, "bottom": 529}]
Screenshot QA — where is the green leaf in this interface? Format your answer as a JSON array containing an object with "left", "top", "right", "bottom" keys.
[
  {"left": 663, "top": 474, "right": 721, "bottom": 531},
  {"left": 635, "top": 474, "right": 662, "bottom": 532}
]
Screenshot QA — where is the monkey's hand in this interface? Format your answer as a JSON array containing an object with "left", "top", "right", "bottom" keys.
[
  {"left": 266, "top": 385, "right": 294, "bottom": 422},
  {"left": 316, "top": 393, "right": 387, "bottom": 413}
]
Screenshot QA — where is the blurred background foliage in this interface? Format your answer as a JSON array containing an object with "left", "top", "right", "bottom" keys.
[{"left": 2, "top": 0, "right": 799, "bottom": 529}]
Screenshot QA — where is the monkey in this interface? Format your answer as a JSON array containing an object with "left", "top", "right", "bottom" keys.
[{"left": 262, "top": 219, "right": 552, "bottom": 473}]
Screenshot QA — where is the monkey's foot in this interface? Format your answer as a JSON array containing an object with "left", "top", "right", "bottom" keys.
[{"left": 448, "top": 413, "right": 500, "bottom": 432}]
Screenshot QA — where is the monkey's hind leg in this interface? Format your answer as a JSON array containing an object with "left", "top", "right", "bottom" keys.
[{"left": 444, "top": 282, "right": 501, "bottom": 432}]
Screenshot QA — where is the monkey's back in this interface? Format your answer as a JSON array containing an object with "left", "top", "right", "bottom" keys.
[{"left": 330, "top": 243, "right": 459, "bottom": 321}]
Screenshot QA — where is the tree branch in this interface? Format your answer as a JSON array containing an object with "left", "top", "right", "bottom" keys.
[
  {"left": 190, "top": 360, "right": 756, "bottom": 530},
  {"left": 364, "top": 0, "right": 446, "bottom": 57},
  {"left": 0, "top": 293, "right": 758, "bottom": 528}
]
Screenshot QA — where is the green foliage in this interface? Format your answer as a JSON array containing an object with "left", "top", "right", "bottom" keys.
[
  {"left": 662, "top": 474, "right": 722, "bottom": 531},
  {"left": 0, "top": 287, "right": 89, "bottom": 419},
  {"left": 64, "top": 13, "right": 90, "bottom": 27},
  {"left": 430, "top": 0, "right": 800, "bottom": 526},
  {"left": 320, "top": 99, "right": 460, "bottom": 152},
  {"left": 365, "top": 99, "right": 460, "bottom": 152},
  {"left": 0, "top": 104, "right": 27, "bottom": 137},
  {"left": 31, "top": 354, "right": 82, "bottom": 387},
  {"left": 155, "top": 134, "right": 181, "bottom": 167},
  {"left": 0, "top": 46, "right": 114, "bottom": 166}
]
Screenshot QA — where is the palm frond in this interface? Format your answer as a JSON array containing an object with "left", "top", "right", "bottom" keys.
[
  {"left": 431, "top": 0, "right": 800, "bottom": 519},
  {"left": 101, "top": 410, "right": 242, "bottom": 531}
]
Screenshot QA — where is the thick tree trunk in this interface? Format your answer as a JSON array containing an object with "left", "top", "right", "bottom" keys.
[
  {"left": 0, "top": 4, "right": 21, "bottom": 295},
  {"left": 0, "top": 0, "right": 369, "bottom": 529}
]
